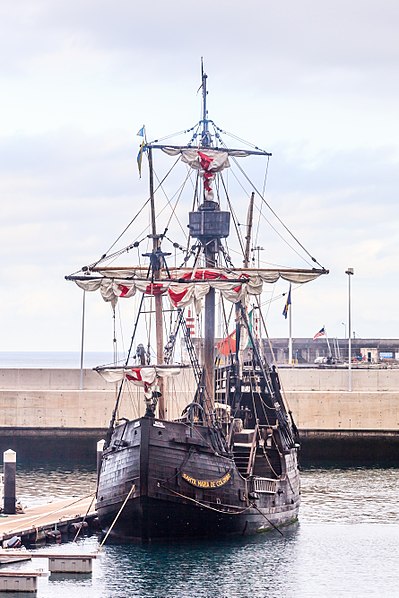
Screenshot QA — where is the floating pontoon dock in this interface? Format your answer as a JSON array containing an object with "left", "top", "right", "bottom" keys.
[{"left": 0, "top": 495, "right": 96, "bottom": 544}]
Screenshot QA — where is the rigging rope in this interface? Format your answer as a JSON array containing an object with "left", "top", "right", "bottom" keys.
[
  {"left": 219, "top": 173, "right": 246, "bottom": 258},
  {"left": 153, "top": 166, "right": 193, "bottom": 238},
  {"left": 211, "top": 121, "right": 271, "bottom": 155},
  {"left": 160, "top": 484, "right": 254, "bottom": 516},
  {"left": 252, "top": 504, "right": 285, "bottom": 537},
  {"left": 230, "top": 154, "right": 324, "bottom": 269},
  {"left": 78, "top": 156, "right": 182, "bottom": 272},
  {"left": 254, "top": 156, "right": 270, "bottom": 250},
  {"left": 72, "top": 494, "right": 96, "bottom": 542}
]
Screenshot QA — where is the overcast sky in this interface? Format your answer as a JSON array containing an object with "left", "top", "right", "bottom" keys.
[{"left": 1, "top": 0, "right": 399, "bottom": 355}]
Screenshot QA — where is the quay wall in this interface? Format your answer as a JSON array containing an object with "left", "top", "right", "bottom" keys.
[
  {"left": 0, "top": 367, "right": 399, "bottom": 467},
  {"left": 0, "top": 367, "right": 398, "bottom": 431},
  {"left": 0, "top": 367, "right": 398, "bottom": 463},
  {"left": 279, "top": 367, "right": 399, "bottom": 431}
]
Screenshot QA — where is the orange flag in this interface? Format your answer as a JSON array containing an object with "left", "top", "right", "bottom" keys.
[{"left": 216, "top": 330, "right": 236, "bottom": 356}]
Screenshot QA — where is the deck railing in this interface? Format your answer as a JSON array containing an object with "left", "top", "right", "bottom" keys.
[{"left": 253, "top": 477, "right": 278, "bottom": 494}]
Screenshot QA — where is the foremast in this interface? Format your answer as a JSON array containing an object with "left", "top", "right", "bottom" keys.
[{"left": 147, "top": 147, "right": 166, "bottom": 419}]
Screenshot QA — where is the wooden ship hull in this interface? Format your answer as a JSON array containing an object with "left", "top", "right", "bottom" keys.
[{"left": 96, "top": 415, "right": 300, "bottom": 541}]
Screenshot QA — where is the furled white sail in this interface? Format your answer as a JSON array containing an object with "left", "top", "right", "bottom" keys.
[
  {"left": 98, "top": 366, "right": 181, "bottom": 385},
  {"left": 161, "top": 147, "right": 250, "bottom": 161},
  {"left": 73, "top": 267, "right": 325, "bottom": 311},
  {"left": 161, "top": 148, "right": 233, "bottom": 200}
]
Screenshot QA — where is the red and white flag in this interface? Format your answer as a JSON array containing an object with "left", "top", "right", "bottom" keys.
[{"left": 313, "top": 326, "right": 326, "bottom": 340}]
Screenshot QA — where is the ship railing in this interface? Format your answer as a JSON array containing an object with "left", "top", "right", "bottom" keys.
[{"left": 253, "top": 477, "right": 278, "bottom": 494}]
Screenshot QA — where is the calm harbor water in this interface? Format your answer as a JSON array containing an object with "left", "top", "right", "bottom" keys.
[
  {"left": 7, "top": 465, "right": 399, "bottom": 598},
  {"left": 2, "top": 354, "right": 398, "bottom": 596}
]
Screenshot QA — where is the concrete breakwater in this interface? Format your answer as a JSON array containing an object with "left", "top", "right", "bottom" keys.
[
  {"left": 0, "top": 367, "right": 398, "bottom": 463},
  {"left": 280, "top": 367, "right": 399, "bottom": 463}
]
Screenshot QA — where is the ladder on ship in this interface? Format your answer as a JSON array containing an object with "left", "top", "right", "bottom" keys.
[
  {"left": 164, "top": 308, "right": 202, "bottom": 384},
  {"left": 165, "top": 308, "right": 210, "bottom": 410},
  {"left": 233, "top": 443, "right": 252, "bottom": 476},
  {"left": 232, "top": 425, "right": 282, "bottom": 478}
]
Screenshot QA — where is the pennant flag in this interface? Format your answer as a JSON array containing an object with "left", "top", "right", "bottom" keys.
[
  {"left": 313, "top": 326, "right": 326, "bottom": 340},
  {"left": 282, "top": 285, "right": 292, "bottom": 319},
  {"left": 216, "top": 330, "right": 236, "bottom": 356},
  {"left": 137, "top": 141, "right": 146, "bottom": 178},
  {"left": 137, "top": 125, "right": 145, "bottom": 137}
]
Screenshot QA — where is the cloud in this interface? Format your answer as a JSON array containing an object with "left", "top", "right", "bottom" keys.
[{"left": 1, "top": 0, "right": 399, "bottom": 351}]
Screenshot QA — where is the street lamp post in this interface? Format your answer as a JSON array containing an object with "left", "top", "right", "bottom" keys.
[{"left": 345, "top": 268, "right": 354, "bottom": 391}]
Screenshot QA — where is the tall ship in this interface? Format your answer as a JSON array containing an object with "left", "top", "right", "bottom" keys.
[{"left": 67, "top": 64, "right": 327, "bottom": 541}]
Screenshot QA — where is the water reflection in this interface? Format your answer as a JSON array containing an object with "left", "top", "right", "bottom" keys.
[
  {"left": 16, "top": 466, "right": 97, "bottom": 508},
  {"left": 300, "top": 467, "right": 399, "bottom": 523},
  {"left": 5, "top": 465, "right": 399, "bottom": 597},
  {"left": 100, "top": 530, "right": 301, "bottom": 598}
]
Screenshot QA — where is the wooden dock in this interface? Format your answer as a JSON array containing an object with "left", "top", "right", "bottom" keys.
[{"left": 0, "top": 495, "right": 96, "bottom": 544}]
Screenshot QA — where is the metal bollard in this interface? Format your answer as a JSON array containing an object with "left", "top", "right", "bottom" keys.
[{"left": 3, "top": 449, "right": 16, "bottom": 515}]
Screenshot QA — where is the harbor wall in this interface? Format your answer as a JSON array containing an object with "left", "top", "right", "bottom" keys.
[
  {"left": 0, "top": 367, "right": 398, "bottom": 463},
  {"left": 279, "top": 367, "right": 399, "bottom": 431},
  {"left": 0, "top": 367, "right": 398, "bottom": 431}
]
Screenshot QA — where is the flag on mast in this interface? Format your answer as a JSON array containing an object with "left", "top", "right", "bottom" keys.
[
  {"left": 313, "top": 326, "right": 326, "bottom": 340},
  {"left": 137, "top": 141, "right": 146, "bottom": 178},
  {"left": 136, "top": 125, "right": 147, "bottom": 177},
  {"left": 216, "top": 330, "right": 236, "bottom": 356},
  {"left": 282, "top": 284, "right": 292, "bottom": 319}
]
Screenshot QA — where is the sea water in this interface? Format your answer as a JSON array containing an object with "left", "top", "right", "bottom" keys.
[
  {"left": 8, "top": 465, "right": 399, "bottom": 598},
  {"left": 0, "top": 351, "right": 114, "bottom": 369},
  {"left": 2, "top": 354, "right": 399, "bottom": 597}
]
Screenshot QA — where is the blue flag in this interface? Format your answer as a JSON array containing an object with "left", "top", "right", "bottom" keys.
[
  {"left": 282, "top": 285, "right": 291, "bottom": 319},
  {"left": 137, "top": 125, "right": 145, "bottom": 137}
]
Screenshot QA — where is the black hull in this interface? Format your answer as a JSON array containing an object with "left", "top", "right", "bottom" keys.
[
  {"left": 96, "top": 416, "right": 300, "bottom": 541},
  {"left": 97, "top": 496, "right": 299, "bottom": 541}
]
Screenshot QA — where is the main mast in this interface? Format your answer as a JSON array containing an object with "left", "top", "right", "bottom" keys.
[{"left": 189, "top": 62, "right": 231, "bottom": 405}]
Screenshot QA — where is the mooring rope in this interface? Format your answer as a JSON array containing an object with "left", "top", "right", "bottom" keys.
[
  {"left": 72, "top": 494, "right": 96, "bottom": 542},
  {"left": 252, "top": 504, "right": 284, "bottom": 537},
  {"left": 98, "top": 482, "right": 136, "bottom": 549}
]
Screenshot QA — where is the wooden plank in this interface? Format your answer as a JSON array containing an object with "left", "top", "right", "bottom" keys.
[{"left": 0, "top": 496, "right": 96, "bottom": 541}]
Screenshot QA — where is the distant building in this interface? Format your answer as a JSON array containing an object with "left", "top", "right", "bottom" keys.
[{"left": 262, "top": 338, "right": 399, "bottom": 365}]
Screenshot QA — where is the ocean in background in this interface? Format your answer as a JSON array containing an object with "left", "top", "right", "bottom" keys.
[{"left": 0, "top": 351, "right": 114, "bottom": 368}]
